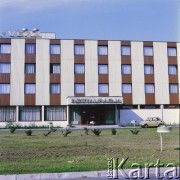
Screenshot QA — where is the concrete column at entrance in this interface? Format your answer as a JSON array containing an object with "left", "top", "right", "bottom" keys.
[
  {"left": 115, "top": 105, "right": 119, "bottom": 125},
  {"left": 41, "top": 106, "right": 44, "bottom": 122},
  {"left": 16, "top": 106, "right": 19, "bottom": 122},
  {"left": 67, "top": 105, "right": 69, "bottom": 125}
]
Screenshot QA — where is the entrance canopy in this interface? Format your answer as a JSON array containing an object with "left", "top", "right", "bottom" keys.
[{"left": 67, "top": 96, "right": 123, "bottom": 105}]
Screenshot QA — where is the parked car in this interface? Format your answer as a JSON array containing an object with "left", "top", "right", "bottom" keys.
[{"left": 140, "top": 117, "right": 165, "bottom": 128}]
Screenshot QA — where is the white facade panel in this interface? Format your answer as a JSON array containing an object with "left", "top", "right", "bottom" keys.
[
  {"left": 120, "top": 109, "right": 179, "bottom": 125},
  {"left": 131, "top": 42, "right": 145, "bottom": 104},
  {"left": 108, "top": 41, "right": 122, "bottom": 96},
  {"left": 10, "top": 39, "right": 25, "bottom": 105},
  {"left": 36, "top": 39, "right": 50, "bottom": 105},
  {"left": 85, "top": 40, "right": 98, "bottom": 96},
  {"left": 154, "top": 42, "right": 169, "bottom": 104},
  {"left": 61, "top": 40, "right": 74, "bottom": 105}
]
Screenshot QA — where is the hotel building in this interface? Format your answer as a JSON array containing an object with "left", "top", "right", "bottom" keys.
[{"left": 0, "top": 30, "right": 179, "bottom": 127}]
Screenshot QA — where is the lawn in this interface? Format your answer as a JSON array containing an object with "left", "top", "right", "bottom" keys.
[{"left": 0, "top": 128, "right": 179, "bottom": 174}]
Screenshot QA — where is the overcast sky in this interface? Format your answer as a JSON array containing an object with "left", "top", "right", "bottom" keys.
[{"left": 0, "top": 0, "right": 179, "bottom": 41}]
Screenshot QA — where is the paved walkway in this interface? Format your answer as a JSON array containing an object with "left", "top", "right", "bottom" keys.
[{"left": 0, "top": 167, "right": 179, "bottom": 180}]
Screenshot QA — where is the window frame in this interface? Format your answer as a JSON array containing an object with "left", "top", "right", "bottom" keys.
[
  {"left": 74, "top": 44, "right": 85, "bottom": 55},
  {"left": 50, "top": 83, "right": 61, "bottom": 94},
  {"left": 74, "top": 83, "right": 85, "bottom": 94},
  {"left": 24, "top": 83, "right": 36, "bottom": 94},
  {"left": 121, "top": 46, "right": 131, "bottom": 56},
  {"left": 25, "top": 43, "right": 36, "bottom": 54},
  {"left": 0, "top": 63, "right": 11, "bottom": 74},
  {"left": 143, "top": 46, "right": 153, "bottom": 56},
  {"left": 98, "top": 45, "right": 108, "bottom": 55},
  {"left": 121, "top": 64, "right": 132, "bottom": 75},
  {"left": 74, "top": 63, "right": 85, "bottom": 74},
  {"left": 122, "top": 83, "right": 132, "bottom": 94},
  {"left": 98, "top": 64, "right": 108, "bottom": 74},
  {"left": 167, "top": 47, "right": 177, "bottom": 57},
  {"left": 50, "top": 63, "right": 61, "bottom": 74},
  {"left": 98, "top": 83, "right": 109, "bottom": 94},
  {"left": 169, "top": 83, "right": 178, "bottom": 94},
  {"left": 25, "top": 63, "right": 36, "bottom": 74},
  {"left": 50, "top": 44, "right": 61, "bottom": 55},
  {"left": 144, "top": 65, "right": 154, "bottom": 75},
  {"left": 145, "top": 83, "right": 155, "bottom": 94},
  {"left": 0, "top": 83, "right": 10, "bottom": 94},
  {"left": 0, "top": 44, "right": 11, "bottom": 54}
]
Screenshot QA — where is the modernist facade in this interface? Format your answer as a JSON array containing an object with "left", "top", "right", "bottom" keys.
[{"left": 0, "top": 31, "right": 179, "bottom": 127}]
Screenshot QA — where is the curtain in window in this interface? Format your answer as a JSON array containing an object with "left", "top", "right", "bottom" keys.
[
  {"left": 122, "top": 84, "right": 132, "bottom": 93},
  {"left": 0, "top": 44, "right": 11, "bottom": 54},
  {"left": 121, "top": 46, "right": 131, "bottom": 55},
  {"left": 50, "top": 84, "right": 60, "bottom": 94},
  {"left": 25, "top": 64, "right": 35, "bottom": 74},
  {"left": 25, "top": 84, "right": 35, "bottom": 94},
  {"left": 74, "top": 64, "right": 85, "bottom": 74},
  {"left": 99, "top": 84, "right": 108, "bottom": 93},
  {"left": 145, "top": 84, "right": 154, "bottom": 93},
  {"left": 168, "top": 48, "right": 176, "bottom": 56},
  {"left": 98, "top": 65, "right": 108, "bottom": 74},
  {"left": 144, "top": 65, "right": 154, "bottom": 74},
  {"left": 98, "top": 46, "right": 108, "bottom": 55},
  {"left": 45, "top": 106, "right": 66, "bottom": 121},
  {"left": 0, "top": 107, "right": 16, "bottom": 122},
  {"left": 50, "top": 45, "right": 60, "bottom": 54},
  {"left": 74, "top": 45, "right": 84, "bottom": 55},
  {"left": 20, "top": 107, "right": 41, "bottom": 121},
  {"left": 122, "top": 65, "right": 131, "bottom": 74},
  {"left": 144, "top": 47, "right": 153, "bottom": 56},
  {"left": 53, "top": 64, "right": 60, "bottom": 74},
  {"left": 0, "top": 84, "right": 10, "bottom": 94},
  {"left": 26, "top": 44, "right": 36, "bottom": 54},
  {"left": 168, "top": 65, "right": 177, "bottom": 75},
  {"left": 75, "top": 84, "right": 85, "bottom": 93},
  {"left": 0, "top": 63, "right": 10, "bottom": 73},
  {"left": 169, "top": 84, "right": 178, "bottom": 93}
]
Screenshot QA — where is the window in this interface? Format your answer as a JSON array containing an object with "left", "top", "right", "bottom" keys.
[
  {"left": 50, "top": 44, "right": 60, "bottom": 54},
  {"left": 74, "top": 45, "right": 85, "bottom": 55},
  {"left": 167, "top": 47, "right": 176, "bottom": 56},
  {"left": 74, "top": 83, "right": 85, "bottom": 94},
  {"left": 98, "top": 84, "right": 109, "bottom": 94},
  {"left": 0, "top": 63, "right": 10, "bottom": 73},
  {"left": 168, "top": 65, "right": 177, "bottom": 75},
  {"left": 98, "top": 45, "right": 108, "bottom": 55},
  {"left": 98, "top": 64, "right": 108, "bottom": 74},
  {"left": 144, "top": 65, "right": 154, "bottom": 75},
  {"left": 74, "top": 64, "right": 85, "bottom": 74},
  {"left": 169, "top": 84, "right": 178, "bottom": 93},
  {"left": 25, "top": 84, "right": 36, "bottom": 94},
  {"left": 0, "top": 44, "right": 11, "bottom": 54},
  {"left": 45, "top": 106, "right": 66, "bottom": 121},
  {"left": 19, "top": 106, "right": 41, "bottom": 121},
  {"left": 121, "top": 46, "right": 131, "bottom": 55},
  {"left": 144, "top": 47, "right": 153, "bottom": 56},
  {"left": 121, "top": 65, "right": 131, "bottom": 74},
  {"left": 122, "top": 84, "right": 132, "bottom": 93},
  {"left": 25, "top": 44, "right": 36, "bottom": 54},
  {"left": 0, "top": 84, "right": 10, "bottom": 94},
  {"left": 0, "top": 107, "right": 16, "bottom": 122},
  {"left": 145, "top": 84, "right": 155, "bottom": 93},
  {"left": 25, "top": 63, "right": 36, "bottom": 74},
  {"left": 50, "top": 83, "right": 60, "bottom": 94},
  {"left": 50, "top": 64, "right": 60, "bottom": 74}
]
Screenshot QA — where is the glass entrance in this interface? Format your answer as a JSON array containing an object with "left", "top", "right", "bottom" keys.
[{"left": 70, "top": 105, "right": 115, "bottom": 125}]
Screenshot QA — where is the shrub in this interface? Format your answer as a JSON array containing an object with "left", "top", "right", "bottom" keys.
[
  {"left": 10, "top": 127, "right": 16, "bottom": 134},
  {"left": 130, "top": 129, "right": 140, "bottom": 135},
  {"left": 44, "top": 131, "right": 51, "bottom": 136},
  {"left": 25, "top": 129, "right": 32, "bottom": 136},
  {"left": 91, "top": 129, "right": 101, "bottom": 136},
  {"left": 84, "top": 127, "right": 89, "bottom": 135},
  {"left": 62, "top": 129, "right": 72, "bottom": 137},
  {"left": 111, "top": 128, "right": 117, "bottom": 135}
]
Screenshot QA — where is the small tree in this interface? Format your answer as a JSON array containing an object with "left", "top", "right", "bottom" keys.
[{"left": 91, "top": 129, "right": 101, "bottom": 136}]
